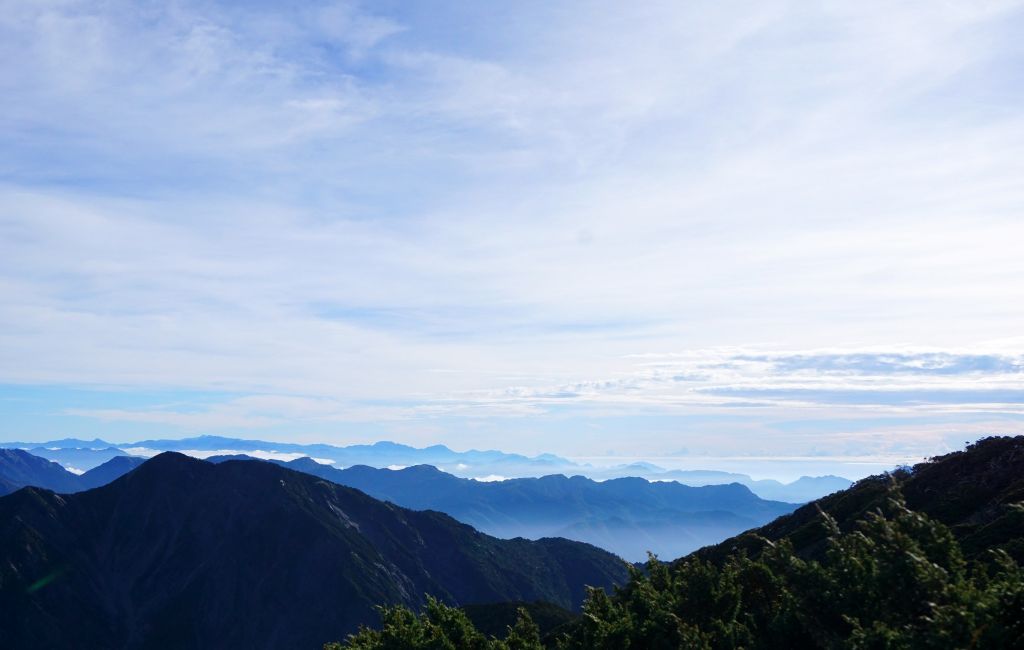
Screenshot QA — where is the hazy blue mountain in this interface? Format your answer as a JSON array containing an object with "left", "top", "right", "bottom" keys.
[
  {"left": 0, "top": 449, "right": 82, "bottom": 495},
  {"left": 0, "top": 476, "right": 16, "bottom": 496},
  {"left": 2, "top": 435, "right": 574, "bottom": 473},
  {"left": 750, "top": 474, "right": 853, "bottom": 502},
  {"left": 207, "top": 456, "right": 797, "bottom": 561},
  {"left": 589, "top": 466, "right": 853, "bottom": 502},
  {"left": 1, "top": 436, "right": 852, "bottom": 502},
  {"left": 646, "top": 469, "right": 852, "bottom": 501},
  {"left": 0, "top": 453, "right": 627, "bottom": 649},
  {"left": 0, "top": 449, "right": 146, "bottom": 494},
  {"left": 12, "top": 446, "right": 133, "bottom": 471},
  {"left": 77, "top": 455, "right": 147, "bottom": 490},
  {"left": 132, "top": 435, "right": 573, "bottom": 473},
  {"left": 0, "top": 446, "right": 758, "bottom": 581}
]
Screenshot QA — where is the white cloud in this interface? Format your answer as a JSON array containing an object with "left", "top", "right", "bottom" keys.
[
  {"left": 118, "top": 447, "right": 160, "bottom": 458},
  {"left": 2, "top": 1, "right": 1023, "bottom": 459}
]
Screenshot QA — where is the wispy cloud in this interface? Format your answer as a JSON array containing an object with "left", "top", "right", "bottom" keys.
[
  {"left": 460, "top": 348, "right": 1024, "bottom": 413},
  {"left": 50, "top": 346, "right": 1024, "bottom": 462},
  {"left": 2, "top": 1, "right": 1023, "bottom": 460}
]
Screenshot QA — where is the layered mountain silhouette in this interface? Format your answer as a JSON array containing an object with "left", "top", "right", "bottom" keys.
[
  {"left": 205, "top": 456, "right": 797, "bottom": 561},
  {"left": 0, "top": 453, "right": 627, "bottom": 649},
  {"left": 0, "top": 448, "right": 145, "bottom": 495},
  {"left": 2, "top": 447, "right": 798, "bottom": 561},
  {"left": 2, "top": 436, "right": 571, "bottom": 475},
  {"left": 76, "top": 454, "right": 147, "bottom": 490},
  {"left": 635, "top": 469, "right": 853, "bottom": 503},
  {"left": 1, "top": 436, "right": 852, "bottom": 502}
]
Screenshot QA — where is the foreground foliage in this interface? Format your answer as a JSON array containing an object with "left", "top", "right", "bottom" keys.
[
  {"left": 328, "top": 489, "right": 1024, "bottom": 649},
  {"left": 324, "top": 598, "right": 544, "bottom": 650}
]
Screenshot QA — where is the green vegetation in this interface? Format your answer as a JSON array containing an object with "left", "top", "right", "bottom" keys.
[
  {"left": 327, "top": 489, "right": 1024, "bottom": 649},
  {"left": 461, "top": 601, "right": 577, "bottom": 639},
  {"left": 694, "top": 436, "right": 1024, "bottom": 569},
  {"left": 325, "top": 597, "right": 544, "bottom": 650}
]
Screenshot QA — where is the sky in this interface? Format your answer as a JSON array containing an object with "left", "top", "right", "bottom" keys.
[{"left": 2, "top": 0, "right": 1024, "bottom": 472}]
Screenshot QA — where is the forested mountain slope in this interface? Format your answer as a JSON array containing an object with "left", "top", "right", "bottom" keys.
[{"left": 696, "top": 434, "right": 1024, "bottom": 564}]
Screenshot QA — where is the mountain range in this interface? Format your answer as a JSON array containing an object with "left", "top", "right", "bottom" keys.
[
  {"left": 2, "top": 437, "right": 1020, "bottom": 648},
  {"left": 1, "top": 447, "right": 797, "bottom": 561},
  {"left": 0, "top": 453, "right": 627, "bottom": 649},
  {"left": 1, "top": 435, "right": 852, "bottom": 502},
  {"left": 614, "top": 466, "right": 853, "bottom": 502},
  {"left": 210, "top": 456, "right": 797, "bottom": 561}
]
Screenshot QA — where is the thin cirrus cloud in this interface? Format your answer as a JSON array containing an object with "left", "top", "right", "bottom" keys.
[{"left": 1, "top": 1, "right": 1023, "bottom": 462}]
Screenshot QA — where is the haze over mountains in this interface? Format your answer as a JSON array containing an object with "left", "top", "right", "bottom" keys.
[
  {"left": 0, "top": 448, "right": 145, "bottom": 496},
  {"left": 1, "top": 446, "right": 798, "bottom": 561},
  {"left": 0, "top": 453, "right": 627, "bottom": 648},
  {"left": 213, "top": 456, "right": 798, "bottom": 561},
  {"left": 2, "top": 437, "right": 1020, "bottom": 649},
  {"left": 2, "top": 435, "right": 852, "bottom": 503},
  {"left": 1, "top": 435, "right": 849, "bottom": 561}
]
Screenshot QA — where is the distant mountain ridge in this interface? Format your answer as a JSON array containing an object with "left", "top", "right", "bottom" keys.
[
  {"left": 0, "top": 448, "right": 82, "bottom": 494},
  {"left": 0, "top": 453, "right": 627, "bottom": 649},
  {"left": 643, "top": 469, "right": 853, "bottom": 502},
  {"left": 3, "top": 447, "right": 797, "bottom": 561},
  {"left": 1, "top": 435, "right": 570, "bottom": 475},
  {"left": 0, "top": 444, "right": 142, "bottom": 473},
  {"left": 0, "top": 435, "right": 852, "bottom": 502},
  {"left": 0, "top": 449, "right": 145, "bottom": 496},
  {"left": 207, "top": 456, "right": 797, "bottom": 561}
]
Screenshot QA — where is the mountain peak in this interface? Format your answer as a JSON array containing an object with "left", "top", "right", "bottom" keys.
[
  {"left": 400, "top": 464, "right": 447, "bottom": 475},
  {"left": 286, "top": 456, "right": 325, "bottom": 469},
  {"left": 147, "top": 450, "right": 206, "bottom": 466},
  {"left": 77, "top": 455, "right": 147, "bottom": 490},
  {"left": 124, "top": 451, "right": 211, "bottom": 485},
  {"left": 0, "top": 450, "right": 628, "bottom": 647}
]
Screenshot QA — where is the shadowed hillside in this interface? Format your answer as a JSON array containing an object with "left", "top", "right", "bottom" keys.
[
  {"left": 695, "top": 435, "right": 1024, "bottom": 564},
  {"left": 0, "top": 453, "right": 627, "bottom": 649}
]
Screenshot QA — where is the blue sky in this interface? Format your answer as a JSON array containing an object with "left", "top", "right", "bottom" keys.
[{"left": 2, "top": 0, "right": 1024, "bottom": 469}]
